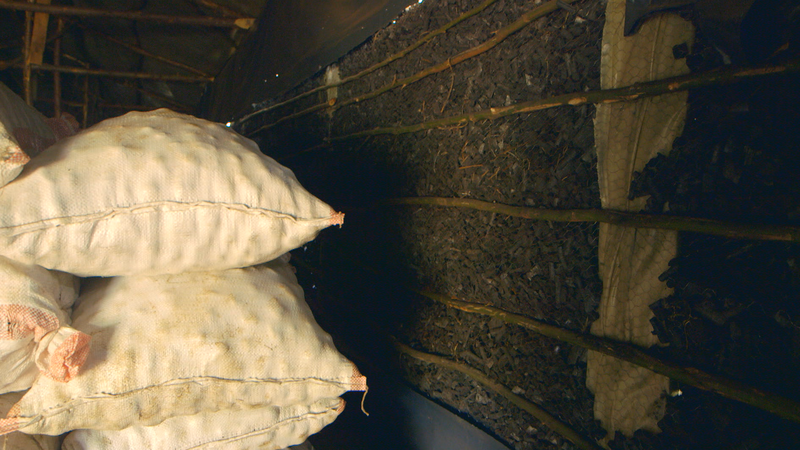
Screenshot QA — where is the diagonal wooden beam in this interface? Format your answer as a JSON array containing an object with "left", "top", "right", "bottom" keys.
[
  {"left": 75, "top": 22, "right": 212, "bottom": 78},
  {"left": 120, "top": 81, "right": 194, "bottom": 111},
  {"left": 26, "top": 63, "right": 212, "bottom": 83},
  {"left": 23, "top": 0, "right": 51, "bottom": 106},
  {"left": 27, "top": 0, "right": 51, "bottom": 66}
]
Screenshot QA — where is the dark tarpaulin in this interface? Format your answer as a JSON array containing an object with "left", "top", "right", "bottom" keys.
[{"left": 199, "top": 0, "right": 414, "bottom": 123}]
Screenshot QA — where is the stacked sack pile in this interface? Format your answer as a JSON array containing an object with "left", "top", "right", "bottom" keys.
[{"left": 0, "top": 83, "right": 366, "bottom": 450}]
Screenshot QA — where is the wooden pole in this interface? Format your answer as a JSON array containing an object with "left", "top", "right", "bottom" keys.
[
  {"left": 414, "top": 290, "right": 800, "bottom": 424},
  {"left": 53, "top": 17, "right": 62, "bottom": 117},
  {"left": 22, "top": 9, "right": 32, "bottom": 105},
  {"left": 393, "top": 338, "right": 603, "bottom": 450},
  {"left": 82, "top": 75, "right": 88, "bottom": 127},
  {"left": 293, "top": 251, "right": 800, "bottom": 425},
  {"left": 28, "top": 0, "right": 50, "bottom": 64},
  {"left": 385, "top": 197, "right": 800, "bottom": 243},
  {"left": 26, "top": 63, "right": 212, "bottom": 82},
  {"left": 327, "top": 58, "right": 800, "bottom": 141},
  {"left": 0, "top": 0, "right": 254, "bottom": 29},
  {"left": 274, "top": 58, "right": 800, "bottom": 162}
]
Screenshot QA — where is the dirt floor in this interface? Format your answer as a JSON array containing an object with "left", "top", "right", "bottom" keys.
[{"left": 234, "top": 0, "right": 800, "bottom": 448}]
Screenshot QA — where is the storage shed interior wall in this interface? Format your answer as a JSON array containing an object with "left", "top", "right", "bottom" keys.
[
  {"left": 1, "top": 0, "right": 800, "bottom": 449},
  {"left": 219, "top": 1, "right": 800, "bottom": 449}
]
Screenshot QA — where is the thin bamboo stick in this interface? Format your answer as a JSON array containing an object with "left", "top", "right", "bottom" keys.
[
  {"left": 386, "top": 196, "right": 800, "bottom": 243},
  {"left": 76, "top": 23, "right": 213, "bottom": 78},
  {"left": 22, "top": 9, "right": 32, "bottom": 105},
  {"left": 0, "top": 0, "right": 254, "bottom": 29},
  {"left": 98, "top": 102, "right": 189, "bottom": 112},
  {"left": 249, "top": 0, "right": 569, "bottom": 135},
  {"left": 53, "top": 18, "right": 62, "bottom": 116},
  {"left": 233, "top": 0, "right": 501, "bottom": 129},
  {"left": 413, "top": 290, "right": 800, "bottom": 424},
  {"left": 82, "top": 75, "right": 88, "bottom": 127},
  {"left": 393, "top": 338, "right": 603, "bottom": 450},
  {"left": 57, "top": 51, "right": 90, "bottom": 68},
  {"left": 26, "top": 63, "right": 212, "bottom": 82}
]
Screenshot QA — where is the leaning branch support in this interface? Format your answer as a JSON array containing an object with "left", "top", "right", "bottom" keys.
[
  {"left": 249, "top": 0, "right": 571, "bottom": 135},
  {"left": 386, "top": 196, "right": 800, "bottom": 243},
  {"left": 392, "top": 338, "right": 603, "bottom": 450},
  {"left": 276, "top": 58, "right": 800, "bottom": 161},
  {"left": 415, "top": 290, "right": 800, "bottom": 424},
  {"left": 233, "top": 0, "right": 502, "bottom": 128},
  {"left": 334, "top": 58, "right": 800, "bottom": 140}
]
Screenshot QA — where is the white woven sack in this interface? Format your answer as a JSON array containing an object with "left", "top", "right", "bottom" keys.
[
  {"left": 0, "top": 82, "right": 52, "bottom": 186},
  {"left": 0, "top": 108, "right": 342, "bottom": 276},
  {"left": 0, "top": 258, "right": 366, "bottom": 436},
  {"left": 0, "top": 391, "right": 58, "bottom": 450},
  {"left": 0, "top": 255, "right": 85, "bottom": 394},
  {"left": 62, "top": 397, "right": 345, "bottom": 450},
  {"left": 0, "top": 83, "right": 78, "bottom": 187}
]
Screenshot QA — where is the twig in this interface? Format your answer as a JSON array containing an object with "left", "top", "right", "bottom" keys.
[
  {"left": 232, "top": 0, "right": 501, "bottom": 129},
  {"left": 248, "top": 0, "right": 570, "bottom": 136},
  {"left": 385, "top": 196, "right": 800, "bottom": 243},
  {"left": 440, "top": 62, "right": 455, "bottom": 114},
  {"left": 412, "top": 290, "right": 800, "bottom": 424},
  {"left": 392, "top": 338, "right": 603, "bottom": 450}
]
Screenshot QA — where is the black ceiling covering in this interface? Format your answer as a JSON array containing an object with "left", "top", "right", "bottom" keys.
[{"left": 199, "top": 0, "right": 414, "bottom": 123}]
